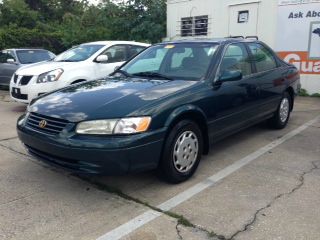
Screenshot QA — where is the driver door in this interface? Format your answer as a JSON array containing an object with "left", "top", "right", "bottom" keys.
[{"left": 208, "top": 43, "right": 262, "bottom": 140}]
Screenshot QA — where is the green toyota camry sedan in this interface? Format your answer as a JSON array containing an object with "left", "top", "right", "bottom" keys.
[{"left": 17, "top": 38, "right": 300, "bottom": 183}]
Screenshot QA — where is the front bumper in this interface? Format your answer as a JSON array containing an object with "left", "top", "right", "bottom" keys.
[
  {"left": 10, "top": 76, "right": 64, "bottom": 104},
  {"left": 17, "top": 120, "right": 166, "bottom": 175}
]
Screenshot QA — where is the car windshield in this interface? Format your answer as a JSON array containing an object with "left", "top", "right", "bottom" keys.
[
  {"left": 54, "top": 44, "right": 104, "bottom": 62},
  {"left": 16, "top": 50, "right": 54, "bottom": 64},
  {"left": 120, "top": 43, "right": 219, "bottom": 80}
]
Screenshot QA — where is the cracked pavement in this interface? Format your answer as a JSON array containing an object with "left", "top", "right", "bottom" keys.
[{"left": 0, "top": 90, "right": 320, "bottom": 240}]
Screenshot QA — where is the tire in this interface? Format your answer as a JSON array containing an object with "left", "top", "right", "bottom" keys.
[
  {"left": 268, "top": 92, "right": 291, "bottom": 129},
  {"left": 158, "top": 120, "right": 203, "bottom": 183}
]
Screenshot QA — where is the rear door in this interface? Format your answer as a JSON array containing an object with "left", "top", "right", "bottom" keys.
[
  {"left": 246, "top": 42, "right": 285, "bottom": 116},
  {"left": 208, "top": 43, "right": 262, "bottom": 140}
]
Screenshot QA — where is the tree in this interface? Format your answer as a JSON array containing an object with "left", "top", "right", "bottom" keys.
[
  {"left": 101, "top": 0, "right": 166, "bottom": 43},
  {"left": 0, "top": 0, "right": 167, "bottom": 53},
  {"left": 0, "top": 0, "right": 38, "bottom": 28}
]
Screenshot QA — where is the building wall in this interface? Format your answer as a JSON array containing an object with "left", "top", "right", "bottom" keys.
[
  {"left": 166, "top": 0, "right": 320, "bottom": 94},
  {"left": 166, "top": 0, "right": 278, "bottom": 47}
]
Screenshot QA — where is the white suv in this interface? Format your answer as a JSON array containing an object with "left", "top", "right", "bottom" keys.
[{"left": 10, "top": 41, "right": 149, "bottom": 103}]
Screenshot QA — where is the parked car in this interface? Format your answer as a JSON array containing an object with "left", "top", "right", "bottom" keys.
[
  {"left": 17, "top": 39, "right": 300, "bottom": 183},
  {"left": 0, "top": 48, "right": 55, "bottom": 88},
  {"left": 10, "top": 41, "right": 149, "bottom": 103}
]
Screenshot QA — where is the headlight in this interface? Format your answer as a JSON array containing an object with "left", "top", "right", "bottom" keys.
[
  {"left": 114, "top": 117, "right": 151, "bottom": 134},
  {"left": 76, "top": 117, "right": 151, "bottom": 135},
  {"left": 37, "top": 69, "right": 63, "bottom": 83}
]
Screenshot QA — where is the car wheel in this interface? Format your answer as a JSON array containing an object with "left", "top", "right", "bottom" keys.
[
  {"left": 268, "top": 92, "right": 291, "bottom": 129},
  {"left": 158, "top": 120, "right": 203, "bottom": 183}
]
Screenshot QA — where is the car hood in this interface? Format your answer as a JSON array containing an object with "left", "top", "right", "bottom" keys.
[
  {"left": 16, "top": 61, "right": 74, "bottom": 76},
  {"left": 29, "top": 77, "right": 198, "bottom": 122}
]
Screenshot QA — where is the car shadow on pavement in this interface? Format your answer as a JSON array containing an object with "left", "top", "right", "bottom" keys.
[{"left": 11, "top": 105, "right": 27, "bottom": 113}]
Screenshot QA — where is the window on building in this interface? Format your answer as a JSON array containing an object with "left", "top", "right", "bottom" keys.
[
  {"left": 181, "top": 15, "right": 209, "bottom": 37},
  {"left": 181, "top": 17, "right": 193, "bottom": 37},
  {"left": 238, "top": 10, "right": 249, "bottom": 23},
  {"left": 247, "top": 43, "right": 277, "bottom": 72},
  {"left": 195, "top": 15, "right": 208, "bottom": 36}
]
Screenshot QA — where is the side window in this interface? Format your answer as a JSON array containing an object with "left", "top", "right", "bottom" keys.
[
  {"left": 8, "top": 51, "right": 16, "bottom": 61},
  {"left": 0, "top": 51, "right": 7, "bottom": 63},
  {"left": 248, "top": 43, "right": 277, "bottom": 72},
  {"left": 128, "top": 45, "right": 146, "bottom": 59},
  {"left": 219, "top": 44, "right": 252, "bottom": 77},
  {"left": 0, "top": 50, "right": 15, "bottom": 63},
  {"left": 101, "top": 45, "right": 127, "bottom": 63}
]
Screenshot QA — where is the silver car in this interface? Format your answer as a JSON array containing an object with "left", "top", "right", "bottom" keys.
[{"left": 0, "top": 48, "right": 55, "bottom": 88}]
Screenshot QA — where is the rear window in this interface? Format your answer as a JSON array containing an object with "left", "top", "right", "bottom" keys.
[
  {"left": 247, "top": 43, "right": 277, "bottom": 72},
  {"left": 16, "top": 50, "right": 54, "bottom": 64}
]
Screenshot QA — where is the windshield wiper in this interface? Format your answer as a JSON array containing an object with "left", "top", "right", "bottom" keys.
[
  {"left": 54, "top": 60, "right": 76, "bottom": 62},
  {"left": 113, "top": 69, "right": 133, "bottom": 77},
  {"left": 132, "top": 72, "right": 173, "bottom": 80}
]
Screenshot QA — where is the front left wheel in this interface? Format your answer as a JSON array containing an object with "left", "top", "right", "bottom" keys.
[{"left": 158, "top": 120, "right": 203, "bottom": 183}]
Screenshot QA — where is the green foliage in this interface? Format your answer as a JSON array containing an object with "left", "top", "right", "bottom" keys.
[
  {"left": 0, "top": 26, "right": 64, "bottom": 52},
  {"left": 0, "top": 0, "right": 166, "bottom": 53},
  {"left": 298, "top": 88, "right": 320, "bottom": 97},
  {"left": 299, "top": 88, "right": 309, "bottom": 96},
  {"left": 0, "top": 0, "right": 38, "bottom": 28}
]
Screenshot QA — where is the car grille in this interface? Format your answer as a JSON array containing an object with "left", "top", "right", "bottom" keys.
[
  {"left": 19, "top": 76, "right": 33, "bottom": 85},
  {"left": 11, "top": 90, "right": 27, "bottom": 100},
  {"left": 26, "top": 112, "right": 69, "bottom": 135}
]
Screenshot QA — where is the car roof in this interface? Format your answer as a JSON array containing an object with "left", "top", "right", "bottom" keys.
[
  {"left": 160, "top": 38, "right": 259, "bottom": 45},
  {"left": 5, "top": 48, "right": 50, "bottom": 51},
  {"left": 81, "top": 41, "right": 150, "bottom": 47}
]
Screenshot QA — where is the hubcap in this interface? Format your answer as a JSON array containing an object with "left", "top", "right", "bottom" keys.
[
  {"left": 173, "top": 131, "right": 199, "bottom": 173},
  {"left": 279, "top": 98, "right": 289, "bottom": 123}
]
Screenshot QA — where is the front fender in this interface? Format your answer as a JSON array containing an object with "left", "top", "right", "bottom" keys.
[{"left": 164, "top": 104, "right": 207, "bottom": 127}]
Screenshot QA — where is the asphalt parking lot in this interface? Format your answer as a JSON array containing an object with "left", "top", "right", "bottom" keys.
[{"left": 0, "top": 90, "right": 320, "bottom": 240}]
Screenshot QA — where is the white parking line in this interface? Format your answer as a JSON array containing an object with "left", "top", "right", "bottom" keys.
[{"left": 97, "top": 115, "right": 320, "bottom": 240}]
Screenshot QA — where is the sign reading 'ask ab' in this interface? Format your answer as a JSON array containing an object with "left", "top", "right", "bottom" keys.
[{"left": 276, "top": 1, "right": 320, "bottom": 74}]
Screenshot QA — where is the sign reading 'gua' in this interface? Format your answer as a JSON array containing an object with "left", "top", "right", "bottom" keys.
[{"left": 276, "top": 1, "right": 320, "bottom": 74}]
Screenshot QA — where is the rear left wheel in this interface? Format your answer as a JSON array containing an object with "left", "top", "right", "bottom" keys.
[
  {"left": 158, "top": 120, "right": 203, "bottom": 183},
  {"left": 268, "top": 92, "right": 291, "bottom": 129}
]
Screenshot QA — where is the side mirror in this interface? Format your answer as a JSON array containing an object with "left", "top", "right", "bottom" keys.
[
  {"left": 218, "top": 69, "right": 242, "bottom": 82},
  {"left": 114, "top": 66, "right": 120, "bottom": 71},
  {"left": 7, "top": 58, "right": 16, "bottom": 64},
  {"left": 95, "top": 55, "right": 109, "bottom": 63}
]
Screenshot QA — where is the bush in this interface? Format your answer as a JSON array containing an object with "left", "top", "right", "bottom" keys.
[
  {"left": 298, "top": 88, "right": 320, "bottom": 97},
  {"left": 0, "top": 26, "right": 65, "bottom": 54},
  {"left": 299, "top": 88, "right": 309, "bottom": 97}
]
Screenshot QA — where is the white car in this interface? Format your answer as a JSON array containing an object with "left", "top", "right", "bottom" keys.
[{"left": 10, "top": 41, "right": 149, "bottom": 103}]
